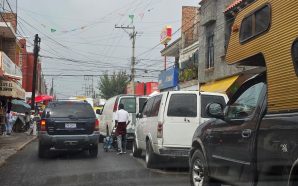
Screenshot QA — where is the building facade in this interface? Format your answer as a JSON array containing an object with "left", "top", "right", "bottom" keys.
[
  {"left": 160, "top": 6, "right": 200, "bottom": 91},
  {"left": 198, "top": 0, "right": 243, "bottom": 85}
]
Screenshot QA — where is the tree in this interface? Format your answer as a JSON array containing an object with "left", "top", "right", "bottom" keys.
[{"left": 98, "top": 71, "right": 129, "bottom": 99}]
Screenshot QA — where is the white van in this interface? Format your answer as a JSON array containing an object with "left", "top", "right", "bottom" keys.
[
  {"left": 99, "top": 95, "right": 148, "bottom": 142},
  {"left": 132, "top": 91, "right": 228, "bottom": 168}
]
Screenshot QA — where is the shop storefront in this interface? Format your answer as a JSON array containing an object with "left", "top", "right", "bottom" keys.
[
  {"left": 0, "top": 51, "right": 25, "bottom": 127},
  {"left": 158, "top": 66, "right": 179, "bottom": 92}
]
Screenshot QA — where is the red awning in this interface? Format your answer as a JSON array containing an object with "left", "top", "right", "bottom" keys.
[
  {"left": 28, "top": 95, "right": 53, "bottom": 104},
  {"left": 224, "top": 0, "right": 244, "bottom": 13}
]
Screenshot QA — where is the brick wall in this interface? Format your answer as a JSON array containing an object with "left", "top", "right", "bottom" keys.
[
  {"left": 0, "top": 38, "right": 17, "bottom": 64},
  {"left": 0, "top": 12, "right": 17, "bottom": 32},
  {"left": 181, "top": 6, "right": 199, "bottom": 48}
]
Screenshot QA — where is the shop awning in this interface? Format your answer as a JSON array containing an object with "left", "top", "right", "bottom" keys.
[
  {"left": 0, "top": 80, "right": 25, "bottom": 99},
  {"left": 201, "top": 75, "right": 238, "bottom": 92},
  {"left": 200, "top": 74, "right": 257, "bottom": 98}
]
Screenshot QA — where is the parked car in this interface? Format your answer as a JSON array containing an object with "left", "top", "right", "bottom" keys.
[
  {"left": 98, "top": 95, "right": 148, "bottom": 145},
  {"left": 132, "top": 91, "right": 228, "bottom": 168},
  {"left": 38, "top": 101, "right": 100, "bottom": 158}
]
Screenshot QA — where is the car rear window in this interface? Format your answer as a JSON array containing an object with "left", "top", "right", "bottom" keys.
[
  {"left": 119, "top": 97, "right": 136, "bottom": 113},
  {"left": 45, "top": 102, "right": 95, "bottom": 118},
  {"left": 167, "top": 94, "right": 197, "bottom": 117}
]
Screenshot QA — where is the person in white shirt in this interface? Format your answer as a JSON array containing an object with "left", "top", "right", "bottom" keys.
[{"left": 115, "top": 103, "right": 130, "bottom": 154}]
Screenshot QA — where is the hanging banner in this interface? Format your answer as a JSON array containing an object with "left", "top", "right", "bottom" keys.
[{"left": 0, "top": 80, "right": 25, "bottom": 99}]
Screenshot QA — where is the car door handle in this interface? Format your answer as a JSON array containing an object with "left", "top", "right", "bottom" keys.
[
  {"left": 242, "top": 129, "right": 252, "bottom": 138},
  {"left": 184, "top": 118, "right": 190, "bottom": 123}
]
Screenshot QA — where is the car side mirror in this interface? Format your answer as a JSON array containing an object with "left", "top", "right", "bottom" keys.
[
  {"left": 136, "top": 113, "right": 143, "bottom": 118},
  {"left": 46, "top": 111, "right": 50, "bottom": 118},
  {"left": 206, "top": 103, "right": 224, "bottom": 119},
  {"left": 96, "top": 109, "right": 102, "bottom": 115}
]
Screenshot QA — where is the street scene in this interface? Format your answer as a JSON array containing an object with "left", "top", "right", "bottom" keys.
[{"left": 1, "top": 0, "right": 298, "bottom": 186}]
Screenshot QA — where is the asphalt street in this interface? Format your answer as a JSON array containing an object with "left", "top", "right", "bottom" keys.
[{"left": 0, "top": 140, "right": 189, "bottom": 186}]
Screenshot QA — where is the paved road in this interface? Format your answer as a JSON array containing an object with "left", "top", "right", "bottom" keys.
[{"left": 0, "top": 140, "right": 189, "bottom": 186}]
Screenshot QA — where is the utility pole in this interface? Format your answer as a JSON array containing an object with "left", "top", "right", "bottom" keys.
[
  {"left": 30, "top": 34, "right": 41, "bottom": 110},
  {"left": 50, "top": 78, "right": 54, "bottom": 96},
  {"left": 115, "top": 25, "right": 136, "bottom": 94}
]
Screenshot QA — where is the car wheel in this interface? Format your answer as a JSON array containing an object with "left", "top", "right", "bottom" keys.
[
  {"left": 89, "top": 144, "right": 98, "bottom": 158},
  {"left": 38, "top": 143, "right": 48, "bottom": 159},
  {"left": 190, "top": 150, "right": 220, "bottom": 186},
  {"left": 145, "top": 140, "right": 157, "bottom": 168},
  {"left": 132, "top": 139, "right": 142, "bottom": 157}
]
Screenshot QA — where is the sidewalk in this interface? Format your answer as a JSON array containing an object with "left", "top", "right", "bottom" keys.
[{"left": 0, "top": 133, "right": 36, "bottom": 167}]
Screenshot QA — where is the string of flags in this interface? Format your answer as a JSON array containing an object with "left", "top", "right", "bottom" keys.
[{"left": 42, "top": 8, "right": 154, "bottom": 34}]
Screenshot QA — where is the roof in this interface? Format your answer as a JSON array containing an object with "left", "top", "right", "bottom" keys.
[{"left": 225, "top": 0, "right": 244, "bottom": 13}]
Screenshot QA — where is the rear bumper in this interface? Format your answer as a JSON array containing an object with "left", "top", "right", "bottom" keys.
[
  {"left": 39, "top": 132, "right": 99, "bottom": 150},
  {"left": 158, "top": 147, "right": 190, "bottom": 158}
]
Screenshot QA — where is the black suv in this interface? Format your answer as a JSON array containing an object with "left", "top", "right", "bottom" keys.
[{"left": 38, "top": 101, "right": 99, "bottom": 158}]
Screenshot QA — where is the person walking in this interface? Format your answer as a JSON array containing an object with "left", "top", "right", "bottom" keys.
[
  {"left": 5, "top": 111, "right": 13, "bottom": 135},
  {"left": 115, "top": 103, "right": 130, "bottom": 155}
]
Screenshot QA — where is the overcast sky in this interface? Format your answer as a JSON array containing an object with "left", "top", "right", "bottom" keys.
[{"left": 14, "top": 0, "right": 198, "bottom": 98}]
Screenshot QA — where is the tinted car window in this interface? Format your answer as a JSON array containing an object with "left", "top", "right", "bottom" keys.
[
  {"left": 167, "top": 94, "right": 197, "bottom": 117},
  {"left": 151, "top": 95, "right": 162, "bottom": 117},
  {"left": 227, "top": 82, "right": 265, "bottom": 119},
  {"left": 292, "top": 39, "right": 298, "bottom": 76},
  {"left": 45, "top": 102, "right": 95, "bottom": 118},
  {"left": 120, "top": 97, "right": 136, "bottom": 113},
  {"left": 255, "top": 5, "right": 270, "bottom": 34},
  {"left": 139, "top": 97, "right": 147, "bottom": 112},
  {"left": 142, "top": 97, "right": 155, "bottom": 117},
  {"left": 201, "top": 95, "right": 226, "bottom": 118}
]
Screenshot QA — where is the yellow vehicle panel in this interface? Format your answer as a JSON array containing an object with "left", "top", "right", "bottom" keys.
[{"left": 226, "top": 0, "right": 298, "bottom": 113}]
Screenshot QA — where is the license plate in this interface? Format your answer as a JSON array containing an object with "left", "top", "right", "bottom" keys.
[{"left": 65, "top": 123, "right": 77, "bottom": 129}]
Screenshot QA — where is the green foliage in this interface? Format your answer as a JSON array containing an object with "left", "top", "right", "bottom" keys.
[
  {"left": 179, "top": 64, "right": 198, "bottom": 82},
  {"left": 98, "top": 71, "right": 129, "bottom": 99}
]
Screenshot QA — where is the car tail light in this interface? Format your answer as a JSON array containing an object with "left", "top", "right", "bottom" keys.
[
  {"left": 95, "top": 119, "right": 100, "bottom": 131},
  {"left": 40, "top": 119, "right": 46, "bottom": 131},
  {"left": 157, "top": 121, "right": 163, "bottom": 138}
]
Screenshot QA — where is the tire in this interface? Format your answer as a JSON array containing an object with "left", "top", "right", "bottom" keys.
[
  {"left": 89, "top": 144, "right": 98, "bottom": 158},
  {"left": 145, "top": 140, "right": 157, "bottom": 168},
  {"left": 38, "top": 143, "right": 48, "bottom": 159},
  {"left": 132, "top": 139, "right": 142, "bottom": 157},
  {"left": 190, "top": 150, "right": 220, "bottom": 186}
]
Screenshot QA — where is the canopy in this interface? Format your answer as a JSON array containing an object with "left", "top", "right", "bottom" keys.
[
  {"left": 35, "top": 95, "right": 53, "bottom": 103},
  {"left": 11, "top": 99, "right": 31, "bottom": 113},
  {"left": 28, "top": 95, "right": 54, "bottom": 104}
]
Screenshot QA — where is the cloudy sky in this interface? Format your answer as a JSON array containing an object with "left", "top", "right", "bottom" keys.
[{"left": 12, "top": 0, "right": 198, "bottom": 98}]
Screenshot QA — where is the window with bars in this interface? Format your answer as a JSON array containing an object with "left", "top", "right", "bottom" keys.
[{"left": 206, "top": 34, "right": 214, "bottom": 69}]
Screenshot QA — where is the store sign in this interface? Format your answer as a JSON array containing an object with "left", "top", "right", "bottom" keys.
[
  {"left": 158, "top": 66, "right": 179, "bottom": 90},
  {"left": 160, "top": 26, "right": 172, "bottom": 44},
  {"left": 0, "top": 51, "right": 22, "bottom": 79},
  {"left": 0, "top": 80, "right": 25, "bottom": 99}
]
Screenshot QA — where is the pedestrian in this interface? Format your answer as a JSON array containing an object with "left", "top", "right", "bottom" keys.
[
  {"left": 25, "top": 111, "right": 30, "bottom": 130},
  {"left": 5, "top": 111, "right": 13, "bottom": 135},
  {"left": 115, "top": 103, "right": 130, "bottom": 155}
]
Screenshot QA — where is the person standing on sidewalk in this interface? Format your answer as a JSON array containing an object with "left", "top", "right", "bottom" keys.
[
  {"left": 115, "top": 103, "right": 130, "bottom": 155},
  {"left": 5, "top": 111, "right": 13, "bottom": 135}
]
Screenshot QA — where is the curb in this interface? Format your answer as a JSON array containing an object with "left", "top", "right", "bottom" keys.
[
  {"left": 17, "top": 136, "right": 37, "bottom": 151},
  {"left": 0, "top": 136, "right": 37, "bottom": 168}
]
